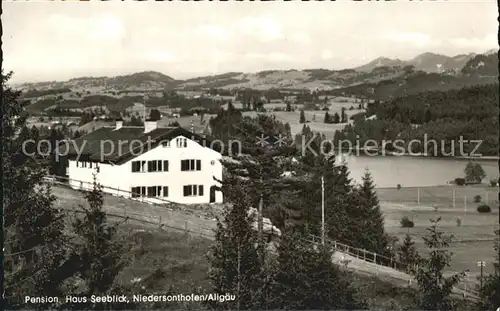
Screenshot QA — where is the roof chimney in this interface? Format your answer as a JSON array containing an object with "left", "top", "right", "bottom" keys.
[
  {"left": 115, "top": 119, "right": 123, "bottom": 130},
  {"left": 144, "top": 119, "right": 157, "bottom": 133}
]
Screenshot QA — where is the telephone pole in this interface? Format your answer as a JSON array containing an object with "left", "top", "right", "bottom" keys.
[
  {"left": 258, "top": 167, "right": 263, "bottom": 246},
  {"left": 477, "top": 261, "right": 486, "bottom": 291},
  {"left": 321, "top": 176, "right": 325, "bottom": 245}
]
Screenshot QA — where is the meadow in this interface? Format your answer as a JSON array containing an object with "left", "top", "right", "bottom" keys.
[{"left": 377, "top": 184, "right": 499, "bottom": 276}]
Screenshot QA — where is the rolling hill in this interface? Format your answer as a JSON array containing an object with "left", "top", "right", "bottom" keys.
[{"left": 15, "top": 49, "right": 497, "bottom": 101}]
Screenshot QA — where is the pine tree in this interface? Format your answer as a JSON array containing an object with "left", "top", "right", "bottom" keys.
[
  {"left": 477, "top": 229, "right": 500, "bottom": 310},
  {"left": 414, "top": 217, "right": 464, "bottom": 311},
  {"left": 324, "top": 111, "right": 330, "bottom": 124},
  {"left": 271, "top": 228, "right": 365, "bottom": 309},
  {"left": 357, "top": 170, "right": 391, "bottom": 256},
  {"left": 69, "top": 174, "right": 127, "bottom": 309},
  {"left": 333, "top": 112, "right": 340, "bottom": 123},
  {"left": 341, "top": 107, "right": 347, "bottom": 123},
  {"left": 299, "top": 110, "right": 306, "bottom": 123},
  {"left": 207, "top": 179, "right": 267, "bottom": 310},
  {"left": 3, "top": 71, "right": 72, "bottom": 308},
  {"left": 398, "top": 234, "right": 420, "bottom": 273}
]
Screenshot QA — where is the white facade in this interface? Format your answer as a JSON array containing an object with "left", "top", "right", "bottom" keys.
[{"left": 67, "top": 135, "right": 223, "bottom": 204}]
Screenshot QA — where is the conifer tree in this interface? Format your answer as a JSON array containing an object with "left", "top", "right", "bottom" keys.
[
  {"left": 357, "top": 169, "right": 391, "bottom": 256},
  {"left": 299, "top": 109, "right": 306, "bottom": 123},
  {"left": 69, "top": 174, "right": 128, "bottom": 309},
  {"left": 324, "top": 111, "right": 330, "bottom": 123},
  {"left": 341, "top": 107, "right": 347, "bottom": 123},
  {"left": 271, "top": 228, "right": 365, "bottom": 309},
  {"left": 3, "top": 71, "right": 71, "bottom": 308},
  {"left": 207, "top": 179, "right": 267, "bottom": 310},
  {"left": 398, "top": 234, "right": 420, "bottom": 272},
  {"left": 333, "top": 112, "right": 340, "bottom": 123},
  {"left": 414, "top": 217, "right": 464, "bottom": 311},
  {"left": 477, "top": 229, "right": 500, "bottom": 310}
]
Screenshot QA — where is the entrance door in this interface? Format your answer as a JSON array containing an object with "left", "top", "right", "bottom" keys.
[{"left": 209, "top": 186, "right": 217, "bottom": 203}]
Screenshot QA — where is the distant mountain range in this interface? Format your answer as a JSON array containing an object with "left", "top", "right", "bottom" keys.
[
  {"left": 16, "top": 49, "right": 497, "bottom": 93},
  {"left": 353, "top": 52, "right": 479, "bottom": 73}
]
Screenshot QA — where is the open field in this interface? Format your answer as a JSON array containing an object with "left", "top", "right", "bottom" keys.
[
  {"left": 378, "top": 185, "right": 499, "bottom": 276},
  {"left": 377, "top": 184, "right": 499, "bottom": 210},
  {"left": 242, "top": 106, "right": 361, "bottom": 139}
]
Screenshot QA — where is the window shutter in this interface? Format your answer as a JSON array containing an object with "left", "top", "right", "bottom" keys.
[
  {"left": 198, "top": 185, "right": 204, "bottom": 196},
  {"left": 163, "top": 160, "right": 169, "bottom": 171},
  {"left": 196, "top": 160, "right": 201, "bottom": 170}
]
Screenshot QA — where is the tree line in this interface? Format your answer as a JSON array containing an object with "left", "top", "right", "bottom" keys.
[{"left": 335, "top": 84, "right": 498, "bottom": 156}]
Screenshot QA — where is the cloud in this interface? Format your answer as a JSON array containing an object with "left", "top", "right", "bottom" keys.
[
  {"left": 387, "top": 32, "right": 431, "bottom": 47},
  {"left": 143, "top": 50, "right": 180, "bottom": 63},
  {"left": 290, "top": 32, "right": 311, "bottom": 44},
  {"left": 448, "top": 34, "right": 497, "bottom": 49},
  {"left": 245, "top": 52, "right": 294, "bottom": 62},
  {"left": 48, "top": 13, "right": 126, "bottom": 42},
  {"left": 196, "top": 24, "right": 229, "bottom": 41},
  {"left": 321, "top": 49, "right": 333, "bottom": 60},
  {"left": 237, "top": 15, "right": 283, "bottom": 41}
]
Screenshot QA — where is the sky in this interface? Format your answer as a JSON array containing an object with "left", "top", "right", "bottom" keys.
[{"left": 3, "top": 1, "right": 498, "bottom": 84}]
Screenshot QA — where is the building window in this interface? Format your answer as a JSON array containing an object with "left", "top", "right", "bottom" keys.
[
  {"left": 163, "top": 186, "right": 169, "bottom": 197},
  {"left": 161, "top": 140, "right": 170, "bottom": 147},
  {"left": 131, "top": 187, "right": 141, "bottom": 198},
  {"left": 146, "top": 160, "right": 168, "bottom": 172},
  {"left": 132, "top": 161, "right": 146, "bottom": 172},
  {"left": 89, "top": 162, "right": 93, "bottom": 168},
  {"left": 183, "top": 185, "right": 204, "bottom": 197},
  {"left": 180, "top": 159, "right": 201, "bottom": 171},
  {"left": 76, "top": 161, "right": 79, "bottom": 168},
  {"left": 147, "top": 186, "right": 158, "bottom": 197},
  {"left": 176, "top": 137, "right": 187, "bottom": 148},
  {"left": 131, "top": 186, "right": 146, "bottom": 197}
]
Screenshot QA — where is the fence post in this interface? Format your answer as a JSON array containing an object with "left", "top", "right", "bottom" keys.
[
  {"left": 373, "top": 253, "right": 377, "bottom": 265},
  {"left": 363, "top": 249, "right": 366, "bottom": 261},
  {"left": 464, "top": 196, "right": 467, "bottom": 212},
  {"left": 417, "top": 188, "right": 420, "bottom": 205},
  {"left": 452, "top": 189, "right": 456, "bottom": 208}
]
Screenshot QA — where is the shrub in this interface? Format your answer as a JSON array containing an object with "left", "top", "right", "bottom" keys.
[
  {"left": 454, "top": 178, "right": 465, "bottom": 186},
  {"left": 490, "top": 179, "right": 498, "bottom": 187},
  {"left": 477, "top": 205, "right": 491, "bottom": 213},
  {"left": 400, "top": 216, "right": 415, "bottom": 228},
  {"left": 473, "top": 195, "right": 482, "bottom": 203},
  {"left": 397, "top": 184, "right": 402, "bottom": 190}
]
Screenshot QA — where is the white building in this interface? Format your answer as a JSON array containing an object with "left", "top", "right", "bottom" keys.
[{"left": 63, "top": 120, "right": 223, "bottom": 204}]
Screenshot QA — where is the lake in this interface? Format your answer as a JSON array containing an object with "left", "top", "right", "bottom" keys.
[{"left": 336, "top": 154, "right": 499, "bottom": 188}]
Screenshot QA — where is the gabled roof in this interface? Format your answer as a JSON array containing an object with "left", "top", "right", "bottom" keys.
[{"left": 61, "top": 126, "right": 218, "bottom": 164}]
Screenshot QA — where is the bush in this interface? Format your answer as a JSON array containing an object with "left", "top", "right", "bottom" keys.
[
  {"left": 473, "top": 195, "right": 482, "bottom": 203},
  {"left": 397, "top": 184, "right": 402, "bottom": 190},
  {"left": 477, "top": 205, "right": 491, "bottom": 213},
  {"left": 454, "top": 178, "right": 465, "bottom": 186},
  {"left": 400, "top": 216, "right": 415, "bottom": 228}
]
